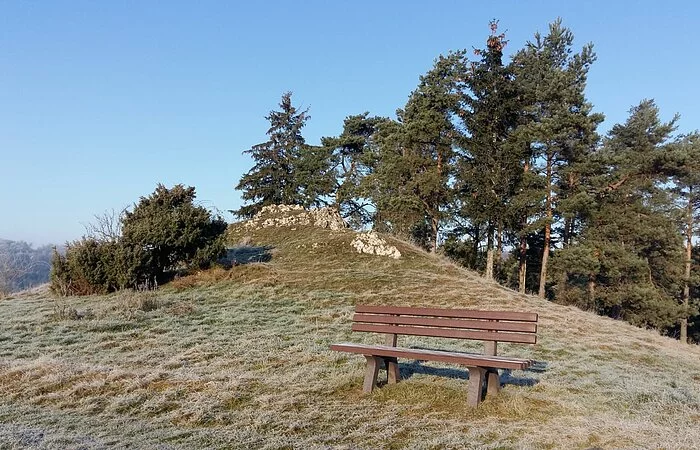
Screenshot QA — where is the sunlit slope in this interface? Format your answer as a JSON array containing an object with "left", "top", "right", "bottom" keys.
[{"left": 0, "top": 221, "right": 698, "bottom": 449}]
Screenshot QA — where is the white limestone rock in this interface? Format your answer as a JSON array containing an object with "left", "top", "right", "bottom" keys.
[
  {"left": 242, "top": 205, "right": 347, "bottom": 231},
  {"left": 351, "top": 232, "right": 401, "bottom": 259}
]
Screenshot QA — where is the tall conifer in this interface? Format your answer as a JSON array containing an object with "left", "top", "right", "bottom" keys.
[
  {"left": 235, "top": 92, "right": 332, "bottom": 218},
  {"left": 370, "top": 53, "right": 465, "bottom": 252},
  {"left": 668, "top": 133, "right": 700, "bottom": 342},
  {"left": 321, "top": 113, "right": 386, "bottom": 227},
  {"left": 511, "top": 19, "right": 603, "bottom": 297},
  {"left": 457, "top": 21, "right": 521, "bottom": 279},
  {"left": 553, "top": 100, "right": 684, "bottom": 328}
]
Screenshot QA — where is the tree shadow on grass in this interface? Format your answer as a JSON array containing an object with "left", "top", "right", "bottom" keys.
[{"left": 220, "top": 246, "right": 274, "bottom": 266}]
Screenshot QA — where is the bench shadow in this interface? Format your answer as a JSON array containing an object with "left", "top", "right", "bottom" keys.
[
  {"left": 220, "top": 246, "right": 274, "bottom": 266},
  {"left": 387, "top": 350, "right": 546, "bottom": 388}
]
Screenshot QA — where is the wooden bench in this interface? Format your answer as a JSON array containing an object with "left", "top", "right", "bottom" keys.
[{"left": 330, "top": 305, "right": 538, "bottom": 406}]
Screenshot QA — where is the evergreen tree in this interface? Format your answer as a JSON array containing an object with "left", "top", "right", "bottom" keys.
[
  {"left": 667, "top": 133, "right": 700, "bottom": 342},
  {"left": 122, "top": 184, "right": 228, "bottom": 284},
  {"left": 321, "top": 113, "right": 386, "bottom": 227},
  {"left": 369, "top": 53, "right": 465, "bottom": 252},
  {"left": 52, "top": 184, "right": 227, "bottom": 295},
  {"left": 457, "top": 21, "right": 522, "bottom": 279},
  {"left": 553, "top": 100, "right": 684, "bottom": 329},
  {"left": 235, "top": 92, "right": 333, "bottom": 218},
  {"left": 511, "top": 19, "right": 604, "bottom": 297}
]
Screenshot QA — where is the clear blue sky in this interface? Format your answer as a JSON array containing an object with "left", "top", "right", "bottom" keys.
[{"left": 2, "top": 1, "right": 699, "bottom": 245}]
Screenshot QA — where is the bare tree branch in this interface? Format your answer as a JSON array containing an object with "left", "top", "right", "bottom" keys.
[{"left": 82, "top": 208, "right": 126, "bottom": 243}]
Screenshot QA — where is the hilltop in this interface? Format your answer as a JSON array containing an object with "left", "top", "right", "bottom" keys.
[{"left": 0, "top": 207, "right": 699, "bottom": 449}]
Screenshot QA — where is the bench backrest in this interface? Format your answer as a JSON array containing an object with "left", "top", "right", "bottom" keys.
[{"left": 352, "top": 305, "right": 538, "bottom": 355}]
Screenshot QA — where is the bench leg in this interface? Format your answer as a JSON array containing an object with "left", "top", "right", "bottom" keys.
[
  {"left": 467, "top": 367, "right": 486, "bottom": 407},
  {"left": 486, "top": 368, "right": 500, "bottom": 397},
  {"left": 363, "top": 356, "right": 381, "bottom": 393},
  {"left": 384, "top": 357, "right": 400, "bottom": 384}
]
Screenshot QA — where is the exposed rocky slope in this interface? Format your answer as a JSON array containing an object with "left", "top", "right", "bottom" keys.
[{"left": 233, "top": 204, "right": 401, "bottom": 259}]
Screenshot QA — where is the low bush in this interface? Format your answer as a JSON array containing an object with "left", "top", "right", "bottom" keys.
[{"left": 51, "top": 184, "right": 227, "bottom": 296}]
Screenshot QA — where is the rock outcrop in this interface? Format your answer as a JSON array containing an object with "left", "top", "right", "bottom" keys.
[
  {"left": 350, "top": 232, "right": 401, "bottom": 259},
  {"left": 236, "top": 205, "right": 401, "bottom": 259},
  {"left": 242, "top": 205, "right": 347, "bottom": 231}
]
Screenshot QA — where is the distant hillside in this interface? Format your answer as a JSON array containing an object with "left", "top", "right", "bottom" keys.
[
  {"left": 0, "top": 239, "right": 55, "bottom": 295},
  {"left": 0, "top": 210, "right": 698, "bottom": 448}
]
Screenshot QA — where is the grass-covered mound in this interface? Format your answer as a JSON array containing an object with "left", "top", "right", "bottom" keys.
[{"left": 0, "top": 216, "right": 699, "bottom": 448}]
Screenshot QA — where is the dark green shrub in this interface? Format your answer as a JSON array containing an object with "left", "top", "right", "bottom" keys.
[
  {"left": 50, "top": 184, "right": 227, "bottom": 296},
  {"left": 121, "top": 184, "right": 227, "bottom": 284},
  {"left": 50, "top": 239, "right": 135, "bottom": 295}
]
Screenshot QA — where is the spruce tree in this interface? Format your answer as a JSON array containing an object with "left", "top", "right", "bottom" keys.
[
  {"left": 457, "top": 21, "right": 522, "bottom": 279},
  {"left": 235, "top": 92, "right": 332, "bottom": 218}
]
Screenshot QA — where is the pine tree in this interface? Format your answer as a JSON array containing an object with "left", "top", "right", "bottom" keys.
[
  {"left": 667, "top": 133, "right": 700, "bottom": 342},
  {"left": 234, "top": 92, "right": 332, "bottom": 218},
  {"left": 553, "top": 100, "right": 684, "bottom": 329},
  {"left": 369, "top": 53, "right": 464, "bottom": 252},
  {"left": 321, "top": 113, "right": 386, "bottom": 227},
  {"left": 511, "top": 19, "right": 604, "bottom": 297}
]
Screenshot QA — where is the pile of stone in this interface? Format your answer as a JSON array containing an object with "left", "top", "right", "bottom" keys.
[
  {"left": 350, "top": 232, "right": 401, "bottom": 259},
  {"left": 237, "top": 204, "right": 402, "bottom": 259},
  {"left": 242, "top": 204, "right": 348, "bottom": 231}
]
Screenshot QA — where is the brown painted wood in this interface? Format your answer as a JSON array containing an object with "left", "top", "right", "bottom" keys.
[
  {"left": 331, "top": 305, "right": 538, "bottom": 399},
  {"left": 351, "top": 323, "right": 537, "bottom": 344},
  {"left": 484, "top": 319, "right": 498, "bottom": 356},
  {"left": 384, "top": 332, "right": 398, "bottom": 346},
  {"left": 486, "top": 369, "right": 500, "bottom": 397},
  {"left": 353, "top": 314, "right": 537, "bottom": 333},
  {"left": 467, "top": 367, "right": 486, "bottom": 406},
  {"left": 363, "top": 355, "right": 381, "bottom": 393},
  {"left": 330, "top": 343, "right": 531, "bottom": 370},
  {"left": 355, "top": 305, "right": 538, "bottom": 322},
  {"left": 484, "top": 340, "right": 497, "bottom": 356},
  {"left": 384, "top": 357, "right": 400, "bottom": 384}
]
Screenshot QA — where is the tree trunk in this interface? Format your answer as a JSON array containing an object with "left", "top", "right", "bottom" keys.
[
  {"left": 681, "top": 190, "right": 693, "bottom": 344},
  {"left": 518, "top": 160, "right": 530, "bottom": 294},
  {"left": 472, "top": 226, "right": 480, "bottom": 270},
  {"left": 518, "top": 231, "right": 527, "bottom": 294},
  {"left": 430, "top": 214, "right": 439, "bottom": 254},
  {"left": 485, "top": 223, "right": 494, "bottom": 279},
  {"left": 563, "top": 217, "right": 571, "bottom": 248},
  {"left": 569, "top": 218, "right": 576, "bottom": 246},
  {"left": 587, "top": 274, "right": 596, "bottom": 311},
  {"left": 563, "top": 172, "right": 577, "bottom": 248},
  {"left": 538, "top": 229, "right": 550, "bottom": 298},
  {"left": 539, "top": 154, "right": 553, "bottom": 299},
  {"left": 496, "top": 220, "right": 503, "bottom": 278}
]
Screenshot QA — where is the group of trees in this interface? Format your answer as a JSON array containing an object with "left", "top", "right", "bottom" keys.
[
  {"left": 51, "top": 184, "right": 227, "bottom": 295},
  {"left": 0, "top": 239, "right": 53, "bottom": 295},
  {"left": 235, "top": 20, "right": 700, "bottom": 343}
]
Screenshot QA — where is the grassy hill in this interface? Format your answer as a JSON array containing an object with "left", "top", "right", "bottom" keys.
[{"left": 1, "top": 218, "right": 699, "bottom": 449}]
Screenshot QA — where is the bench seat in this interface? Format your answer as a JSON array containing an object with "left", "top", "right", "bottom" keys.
[{"left": 330, "top": 343, "right": 533, "bottom": 370}]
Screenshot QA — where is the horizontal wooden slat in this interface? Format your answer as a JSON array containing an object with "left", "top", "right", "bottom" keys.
[
  {"left": 351, "top": 323, "right": 537, "bottom": 344},
  {"left": 330, "top": 343, "right": 532, "bottom": 370},
  {"left": 353, "top": 313, "right": 537, "bottom": 333},
  {"left": 355, "top": 305, "right": 538, "bottom": 322}
]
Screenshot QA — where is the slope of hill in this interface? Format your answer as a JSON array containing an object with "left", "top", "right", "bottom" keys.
[{"left": 0, "top": 210, "right": 699, "bottom": 449}]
